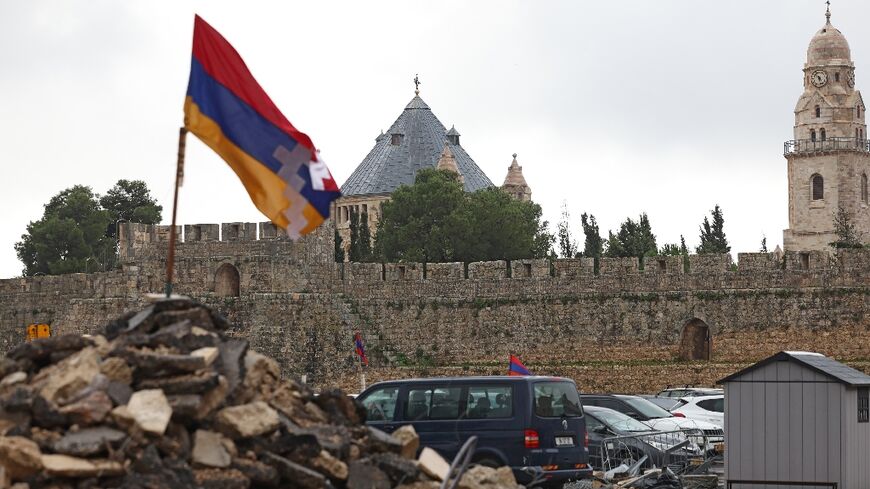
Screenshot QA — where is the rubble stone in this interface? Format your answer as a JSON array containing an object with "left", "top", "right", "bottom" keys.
[
  {"left": 231, "top": 457, "right": 279, "bottom": 486},
  {"left": 33, "top": 347, "right": 100, "bottom": 405},
  {"left": 58, "top": 391, "right": 111, "bottom": 426},
  {"left": 0, "top": 372, "right": 26, "bottom": 387},
  {"left": 392, "top": 424, "right": 420, "bottom": 459},
  {"left": 347, "top": 459, "right": 391, "bottom": 489},
  {"left": 192, "top": 430, "right": 232, "bottom": 468},
  {"left": 41, "top": 454, "right": 123, "bottom": 478},
  {"left": 0, "top": 436, "right": 42, "bottom": 480},
  {"left": 137, "top": 370, "right": 219, "bottom": 394},
  {"left": 52, "top": 426, "right": 126, "bottom": 457},
  {"left": 459, "top": 465, "right": 520, "bottom": 489},
  {"left": 262, "top": 452, "right": 327, "bottom": 489},
  {"left": 216, "top": 401, "right": 279, "bottom": 439},
  {"left": 311, "top": 449, "right": 348, "bottom": 480},
  {"left": 127, "top": 389, "right": 172, "bottom": 435},
  {"left": 418, "top": 447, "right": 450, "bottom": 482},
  {"left": 193, "top": 468, "right": 250, "bottom": 489},
  {"left": 191, "top": 347, "right": 219, "bottom": 367},
  {"left": 99, "top": 357, "right": 132, "bottom": 384},
  {"left": 196, "top": 375, "right": 229, "bottom": 420}
]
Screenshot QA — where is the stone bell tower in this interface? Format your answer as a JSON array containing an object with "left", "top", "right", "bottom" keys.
[{"left": 783, "top": 6, "right": 870, "bottom": 251}]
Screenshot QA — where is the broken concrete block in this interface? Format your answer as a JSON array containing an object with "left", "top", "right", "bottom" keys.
[
  {"left": 192, "top": 429, "right": 232, "bottom": 468},
  {"left": 0, "top": 436, "right": 42, "bottom": 480},
  {"left": 41, "top": 454, "right": 124, "bottom": 478},
  {"left": 392, "top": 424, "right": 420, "bottom": 459},
  {"left": 127, "top": 389, "right": 172, "bottom": 435},
  {"left": 216, "top": 401, "right": 279, "bottom": 439},
  {"left": 418, "top": 447, "right": 449, "bottom": 482}
]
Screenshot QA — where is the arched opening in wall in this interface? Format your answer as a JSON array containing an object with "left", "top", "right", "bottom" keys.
[
  {"left": 678, "top": 318, "right": 711, "bottom": 361},
  {"left": 811, "top": 174, "right": 824, "bottom": 200},
  {"left": 862, "top": 173, "right": 868, "bottom": 204},
  {"left": 214, "top": 263, "right": 240, "bottom": 297}
]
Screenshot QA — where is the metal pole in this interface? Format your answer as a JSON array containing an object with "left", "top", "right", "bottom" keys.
[{"left": 165, "top": 127, "right": 187, "bottom": 297}]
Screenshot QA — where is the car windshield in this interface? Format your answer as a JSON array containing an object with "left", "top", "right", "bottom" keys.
[
  {"left": 534, "top": 381, "right": 583, "bottom": 417},
  {"left": 592, "top": 409, "right": 652, "bottom": 432},
  {"left": 621, "top": 396, "right": 674, "bottom": 419}
]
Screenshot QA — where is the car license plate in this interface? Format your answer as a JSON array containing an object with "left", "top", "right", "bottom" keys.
[{"left": 555, "top": 436, "right": 574, "bottom": 447}]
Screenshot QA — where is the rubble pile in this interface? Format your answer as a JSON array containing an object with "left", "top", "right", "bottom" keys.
[{"left": 0, "top": 299, "right": 521, "bottom": 489}]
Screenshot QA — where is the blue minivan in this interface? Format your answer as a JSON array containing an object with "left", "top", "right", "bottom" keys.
[{"left": 357, "top": 376, "right": 591, "bottom": 486}]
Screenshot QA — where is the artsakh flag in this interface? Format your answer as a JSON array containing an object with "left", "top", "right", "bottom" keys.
[
  {"left": 509, "top": 354, "right": 531, "bottom": 376},
  {"left": 184, "top": 15, "right": 340, "bottom": 239},
  {"left": 354, "top": 332, "right": 368, "bottom": 366}
]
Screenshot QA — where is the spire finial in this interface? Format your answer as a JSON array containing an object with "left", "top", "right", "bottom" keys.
[
  {"left": 414, "top": 74, "right": 420, "bottom": 95},
  {"left": 512, "top": 153, "right": 517, "bottom": 159},
  {"left": 826, "top": 0, "right": 831, "bottom": 23}
]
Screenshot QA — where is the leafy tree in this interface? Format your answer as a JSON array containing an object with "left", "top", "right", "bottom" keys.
[
  {"left": 660, "top": 243, "right": 682, "bottom": 256},
  {"left": 100, "top": 180, "right": 162, "bottom": 236},
  {"left": 831, "top": 205, "right": 863, "bottom": 248},
  {"left": 580, "top": 213, "right": 603, "bottom": 258},
  {"left": 334, "top": 229, "right": 345, "bottom": 262},
  {"left": 358, "top": 210, "right": 372, "bottom": 261},
  {"left": 374, "top": 169, "right": 552, "bottom": 263},
  {"left": 604, "top": 213, "right": 657, "bottom": 258},
  {"left": 15, "top": 186, "right": 114, "bottom": 276},
  {"left": 697, "top": 204, "right": 730, "bottom": 254},
  {"left": 376, "top": 169, "right": 467, "bottom": 263},
  {"left": 680, "top": 235, "right": 688, "bottom": 255},
  {"left": 760, "top": 236, "right": 768, "bottom": 253},
  {"left": 556, "top": 201, "right": 576, "bottom": 258},
  {"left": 348, "top": 208, "right": 361, "bottom": 261}
]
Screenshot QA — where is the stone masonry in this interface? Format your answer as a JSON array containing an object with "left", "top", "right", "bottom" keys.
[{"left": 0, "top": 221, "right": 867, "bottom": 394}]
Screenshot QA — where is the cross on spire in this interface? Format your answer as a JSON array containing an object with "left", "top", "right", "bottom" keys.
[
  {"left": 414, "top": 74, "right": 420, "bottom": 95},
  {"left": 826, "top": 0, "right": 831, "bottom": 23}
]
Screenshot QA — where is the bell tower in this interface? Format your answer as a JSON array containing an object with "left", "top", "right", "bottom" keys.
[{"left": 784, "top": 5, "right": 870, "bottom": 250}]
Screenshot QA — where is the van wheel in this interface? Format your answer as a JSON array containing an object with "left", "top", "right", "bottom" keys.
[{"left": 473, "top": 457, "right": 502, "bottom": 468}]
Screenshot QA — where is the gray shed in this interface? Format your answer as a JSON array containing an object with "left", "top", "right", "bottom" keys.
[{"left": 720, "top": 351, "right": 870, "bottom": 489}]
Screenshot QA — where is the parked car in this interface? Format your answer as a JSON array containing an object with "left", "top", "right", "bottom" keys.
[
  {"left": 657, "top": 387, "right": 723, "bottom": 398},
  {"left": 579, "top": 394, "right": 724, "bottom": 453},
  {"left": 637, "top": 395, "right": 683, "bottom": 411},
  {"left": 669, "top": 395, "right": 724, "bottom": 427},
  {"left": 357, "top": 376, "right": 592, "bottom": 486},
  {"left": 584, "top": 406, "right": 702, "bottom": 471}
]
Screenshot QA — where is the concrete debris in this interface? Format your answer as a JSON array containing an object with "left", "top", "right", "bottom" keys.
[{"left": 0, "top": 299, "right": 517, "bottom": 488}]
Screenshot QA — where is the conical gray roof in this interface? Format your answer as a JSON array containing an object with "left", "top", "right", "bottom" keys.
[{"left": 340, "top": 95, "right": 494, "bottom": 196}]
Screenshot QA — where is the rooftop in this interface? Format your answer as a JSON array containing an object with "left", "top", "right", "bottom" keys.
[{"left": 340, "top": 95, "right": 494, "bottom": 196}]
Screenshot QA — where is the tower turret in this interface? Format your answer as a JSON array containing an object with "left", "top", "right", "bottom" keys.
[
  {"left": 502, "top": 153, "right": 532, "bottom": 202},
  {"left": 784, "top": 6, "right": 869, "bottom": 250}
]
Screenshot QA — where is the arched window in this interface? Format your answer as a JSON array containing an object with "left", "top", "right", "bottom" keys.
[
  {"left": 835, "top": 72, "right": 841, "bottom": 82},
  {"left": 862, "top": 173, "right": 868, "bottom": 204},
  {"left": 215, "top": 263, "right": 240, "bottom": 297},
  {"left": 816, "top": 105, "right": 821, "bottom": 118},
  {"left": 811, "top": 174, "right": 824, "bottom": 200},
  {"left": 821, "top": 128, "right": 827, "bottom": 141},
  {"left": 858, "top": 106, "right": 862, "bottom": 118},
  {"left": 811, "top": 129, "right": 817, "bottom": 142}
]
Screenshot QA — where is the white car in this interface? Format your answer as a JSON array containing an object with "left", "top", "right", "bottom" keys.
[{"left": 670, "top": 395, "right": 724, "bottom": 428}]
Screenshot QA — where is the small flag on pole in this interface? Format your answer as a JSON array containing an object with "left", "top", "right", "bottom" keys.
[
  {"left": 509, "top": 354, "right": 531, "bottom": 376},
  {"left": 183, "top": 15, "right": 340, "bottom": 239},
  {"left": 354, "top": 332, "right": 368, "bottom": 366}
]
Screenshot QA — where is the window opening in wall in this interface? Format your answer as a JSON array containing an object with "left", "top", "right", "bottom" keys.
[
  {"left": 858, "top": 106, "right": 862, "bottom": 118},
  {"left": 799, "top": 252, "right": 810, "bottom": 270},
  {"left": 835, "top": 72, "right": 840, "bottom": 82},
  {"left": 523, "top": 263, "right": 532, "bottom": 277},
  {"left": 678, "top": 318, "right": 711, "bottom": 361},
  {"left": 811, "top": 129, "right": 817, "bottom": 142},
  {"left": 816, "top": 105, "right": 821, "bottom": 118},
  {"left": 398, "top": 266, "right": 406, "bottom": 279},
  {"left": 820, "top": 128, "right": 827, "bottom": 141},
  {"left": 811, "top": 174, "right": 824, "bottom": 200},
  {"left": 859, "top": 387, "right": 869, "bottom": 423},
  {"left": 658, "top": 259, "right": 667, "bottom": 271},
  {"left": 231, "top": 224, "right": 240, "bottom": 239},
  {"left": 391, "top": 133, "right": 403, "bottom": 146},
  {"left": 861, "top": 173, "right": 868, "bottom": 203},
  {"left": 193, "top": 226, "right": 202, "bottom": 241}
]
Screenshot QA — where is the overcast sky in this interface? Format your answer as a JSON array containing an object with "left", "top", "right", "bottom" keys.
[{"left": 0, "top": 0, "right": 864, "bottom": 278}]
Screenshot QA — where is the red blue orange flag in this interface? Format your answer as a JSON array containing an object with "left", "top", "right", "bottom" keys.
[
  {"left": 184, "top": 15, "right": 340, "bottom": 238},
  {"left": 354, "top": 332, "right": 368, "bottom": 366},
  {"left": 509, "top": 354, "right": 531, "bottom": 376}
]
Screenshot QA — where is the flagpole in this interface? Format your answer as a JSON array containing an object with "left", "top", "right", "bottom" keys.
[{"left": 165, "top": 127, "right": 187, "bottom": 298}]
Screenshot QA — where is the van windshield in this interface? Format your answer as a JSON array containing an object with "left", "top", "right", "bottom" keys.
[{"left": 534, "top": 381, "right": 583, "bottom": 417}]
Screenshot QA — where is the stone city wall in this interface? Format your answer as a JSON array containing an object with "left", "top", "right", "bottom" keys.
[{"left": 0, "top": 222, "right": 867, "bottom": 393}]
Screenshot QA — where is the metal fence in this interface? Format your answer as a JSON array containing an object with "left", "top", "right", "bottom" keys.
[
  {"left": 784, "top": 137, "right": 870, "bottom": 155},
  {"left": 598, "top": 429, "right": 722, "bottom": 476}
]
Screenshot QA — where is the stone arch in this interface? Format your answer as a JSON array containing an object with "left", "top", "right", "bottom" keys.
[
  {"left": 214, "top": 263, "right": 240, "bottom": 297},
  {"left": 678, "top": 318, "right": 711, "bottom": 361}
]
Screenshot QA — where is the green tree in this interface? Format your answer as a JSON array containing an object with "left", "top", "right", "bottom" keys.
[
  {"left": 376, "top": 168, "right": 467, "bottom": 263},
  {"left": 15, "top": 186, "right": 114, "bottom": 276},
  {"left": 374, "top": 169, "right": 552, "bottom": 262},
  {"left": 605, "top": 213, "right": 657, "bottom": 258},
  {"left": 830, "top": 205, "right": 863, "bottom": 248},
  {"left": 660, "top": 243, "right": 682, "bottom": 255},
  {"left": 348, "top": 208, "right": 361, "bottom": 261},
  {"left": 556, "top": 201, "right": 577, "bottom": 258},
  {"left": 580, "top": 213, "right": 603, "bottom": 258},
  {"left": 697, "top": 204, "right": 730, "bottom": 254},
  {"left": 358, "top": 210, "right": 373, "bottom": 261},
  {"left": 334, "top": 229, "right": 345, "bottom": 262},
  {"left": 100, "top": 179, "right": 162, "bottom": 236}
]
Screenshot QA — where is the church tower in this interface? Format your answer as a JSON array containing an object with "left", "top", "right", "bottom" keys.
[
  {"left": 784, "top": 6, "right": 870, "bottom": 250},
  {"left": 502, "top": 153, "right": 532, "bottom": 202}
]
